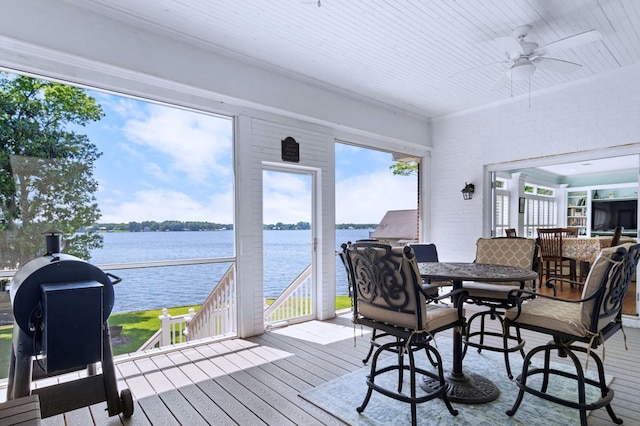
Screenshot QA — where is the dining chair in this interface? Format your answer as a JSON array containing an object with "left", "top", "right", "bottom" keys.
[
  {"left": 340, "top": 241, "right": 387, "bottom": 364},
  {"left": 505, "top": 243, "right": 640, "bottom": 425},
  {"left": 342, "top": 241, "right": 464, "bottom": 425},
  {"left": 565, "top": 227, "right": 580, "bottom": 237},
  {"left": 462, "top": 237, "right": 538, "bottom": 379},
  {"left": 408, "top": 243, "right": 451, "bottom": 294},
  {"left": 611, "top": 225, "right": 623, "bottom": 246},
  {"left": 505, "top": 228, "right": 517, "bottom": 238},
  {"left": 537, "top": 228, "right": 577, "bottom": 288}
]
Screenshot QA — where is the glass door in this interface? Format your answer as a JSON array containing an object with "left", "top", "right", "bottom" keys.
[{"left": 262, "top": 166, "right": 315, "bottom": 324}]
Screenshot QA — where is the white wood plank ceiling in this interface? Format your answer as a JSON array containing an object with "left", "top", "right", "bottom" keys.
[{"left": 70, "top": 0, "right": 640, "bottom": 118}]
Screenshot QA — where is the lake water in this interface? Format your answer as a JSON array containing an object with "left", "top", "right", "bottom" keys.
[{"left": 90, "top": 228, "right": 370, "bottom": 313}]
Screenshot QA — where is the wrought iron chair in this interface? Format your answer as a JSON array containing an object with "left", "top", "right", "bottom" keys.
[
  {"left": 537, "top": 227, "right": 577, "bottom": 288},
  {"left": 342, "top": 241, "right": 464, "bottom": 425},
  {"left": 408, "top": 243, "right": 451, "bottom": 295},
  {"left": 461, "top": 237, "right": 538, "bottom": 378},
  {"left": 340, "top": 241, "right": 391, "bottom": 364},
  {"left": 505, "top": 243, "right": 640, "bottom": 425}
]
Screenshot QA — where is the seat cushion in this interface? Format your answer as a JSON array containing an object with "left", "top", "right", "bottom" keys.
[
  {"left": 425, "top": 305, "right": 461, "bottom": 333},
  {"left": 359, "top": 303, "right": 460, "bottom": 332},
  {"left": 463, "top": 281, "right": 521, "bottom": 300},
  {"left": 505, "top": 297, "right": 585, "bottom": 337}
]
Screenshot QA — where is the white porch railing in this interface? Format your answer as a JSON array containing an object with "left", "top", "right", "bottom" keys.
[
  {"left": 185, "top": 263, "right": 237, "bottom": 341},
  {"left": 137, "top": 307, "right": 195, "bottom": 351},
  {"left": 264, "top": 263, "right": 313, "bottom": 326},
  {"left": 136, "top": 264, "right": 236, "bottom": 351}
]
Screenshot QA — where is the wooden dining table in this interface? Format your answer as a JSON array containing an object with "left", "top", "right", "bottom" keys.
[{"left": 418, "top": 262, "right": 538, "bottom": 404}]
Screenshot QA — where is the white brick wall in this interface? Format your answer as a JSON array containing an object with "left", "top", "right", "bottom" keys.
[{"left": 431, "top": 65, "right": 640, "bottom": 262}]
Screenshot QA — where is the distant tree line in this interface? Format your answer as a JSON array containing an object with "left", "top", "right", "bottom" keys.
[
  {"left": 335, "top": 223, "right": 377, "bottom": 229},
  {"left": 89, "top": 221, "right": 233, "bottom": 232},
  {"left": 263, "top": 222, "right": 310, "bottom": 230},
  {"left": 89, "top": 221, "right": 377, "bottom": 232}
]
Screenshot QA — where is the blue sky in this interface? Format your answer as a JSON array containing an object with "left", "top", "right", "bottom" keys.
[{"left": 84, "top": 91, "right": 417, "bottom": 225}]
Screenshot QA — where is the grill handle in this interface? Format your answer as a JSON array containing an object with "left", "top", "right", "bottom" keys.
[{"left": 106, "top": 272, "right": 122, "bottom": 285}]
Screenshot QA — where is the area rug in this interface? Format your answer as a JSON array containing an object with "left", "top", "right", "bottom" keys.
[{"left": 300, "top": 338, "right": 613, "bottom": 425}]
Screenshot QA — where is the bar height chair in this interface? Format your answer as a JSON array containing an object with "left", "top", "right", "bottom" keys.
[
  {"left": 505, "top": 243, "right": 640, "bottom": 425},
  {"left": 461, "top": 237, "right": 538, "bottom": 378},
  {"left": 342, "top": 241, "right": 464, "bottom": 426}
]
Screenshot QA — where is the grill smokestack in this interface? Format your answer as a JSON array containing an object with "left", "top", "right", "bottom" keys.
[{"left": 44, "top": 228, "right": 63, "bottom": 254}]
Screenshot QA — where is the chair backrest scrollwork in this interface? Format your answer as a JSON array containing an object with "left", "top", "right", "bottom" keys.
[{"left": 343, "top": 242, "right": 426, "bottom": 330}]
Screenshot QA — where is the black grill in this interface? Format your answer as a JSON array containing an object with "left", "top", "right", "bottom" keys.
[{"left": 6, "top": 230, "right": 133, "bottom": 418}]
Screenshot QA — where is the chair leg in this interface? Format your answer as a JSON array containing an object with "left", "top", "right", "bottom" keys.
[
  {"left": 362, "top": 328, "right": 378, "bottom": 364},
  {"left": 501, "top": 318, "right": 525, "bottom": 380},
  {"left": 507, "top": 343, "right": 622, "bottom": 425},
  {"left": 464, "top": 309, "right": 525, "bottom": 379},
  {"left": 358, "top": 339, "right": 458, "bottom": 423},
  {"left": 397, "top": 343, "right": 404, "bottom": 394}
]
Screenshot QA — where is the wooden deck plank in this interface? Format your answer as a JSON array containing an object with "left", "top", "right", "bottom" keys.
[
  {"left": 191, "top": 345, "right": 245, "bottom": 374},
  {"left": 239, "top": 364, "right": 343, "bottom": 426},
  {"left": 134, "top": 355, "right": 214, "bottom": 425},
  {"left": 264, "top": 321, "right": 378, "bottom": 366},
  {"left": 4, "top": 309, "right": 639, "bottom": 425},
  {"left": 248, "top": 363, "right": 347, "bottom": 426},
  {"left": 254, "top": 332, "right": 351, "bottom": 378},
  {"left": 230, "top": 368, "right": 325, "bottom": 426},
  {"left": 151, "top": 355, "right": 236, "bottom": 425},
  {"left": 195, "top": 377, "right": 267, "bottom": 425},
  {"left": 148, "top": 353, "right": 236, "bottom": 425},
  {"left": 117, "top": 361, "right": 181, "bottom": 426},
  {"left": 89, "top": 402, "right": 125, "bottom": 426},
  {"left": 213, "top": 374, "right": 296, "bottom": 426}
]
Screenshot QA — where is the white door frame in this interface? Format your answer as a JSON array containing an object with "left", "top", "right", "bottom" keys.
[
  {"left": 484, "top": 144, "right": 640, "bottom": 320},
  {"left": 262, "top": 161, "right": 322, "bottom": 319}
]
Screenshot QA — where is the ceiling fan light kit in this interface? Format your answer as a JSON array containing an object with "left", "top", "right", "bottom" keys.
[
  {"left": 491, "top": 25, "right": 602, "bottom": 90},
  {"left": 510, "top": 59, "right": 536, "bottom": 80}
]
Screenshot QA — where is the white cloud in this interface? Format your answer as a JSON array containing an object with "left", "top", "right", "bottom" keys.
[
  {"left": 263, "top": 171, "right": 312, "bottom": 224},
  {"left": 99, "top": 189, "right": 234, "bottom": 224},
  {"left": 336, "top": 170, "right": 417, "bottom": 223},
  {"left": 121, "top": 105, "right": 232, "bottom": 183}
]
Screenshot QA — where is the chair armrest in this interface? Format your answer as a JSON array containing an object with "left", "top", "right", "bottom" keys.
[
  {"left": 506, "top": 285, "right": 601, "bottom": 323},
  {"left": 421, "top": 286, "right": 467, "bottom": 302},
  {"left": 543, "top": 277, "right": 584, "bottom": 296},
  {"left": 421, "top": 286, "right": 468, "bottom": 320}
]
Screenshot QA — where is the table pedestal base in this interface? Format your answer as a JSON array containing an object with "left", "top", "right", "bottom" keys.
[{"left": 420, "top": 371, "right": 499, "bottom": 404}]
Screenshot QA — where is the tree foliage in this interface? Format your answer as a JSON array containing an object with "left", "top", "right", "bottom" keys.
[
  {"left": 389, "top": 161, "right": 418, "bottom": 176},
  {"left": 0, "top": 73, "right": 105, "bottom": 268}
]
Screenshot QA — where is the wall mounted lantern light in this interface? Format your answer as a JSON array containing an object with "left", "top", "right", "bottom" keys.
[{"left": 461, "top": 182, "right": 475, "bottom": 200}]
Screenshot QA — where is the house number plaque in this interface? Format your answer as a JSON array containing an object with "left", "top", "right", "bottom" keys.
[{"left": 281, "top": 136, "right": 299, "bottom": 163}]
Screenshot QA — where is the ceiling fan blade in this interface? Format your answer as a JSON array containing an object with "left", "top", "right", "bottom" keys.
[
  {"left": 495, "top": 36, "right": 524, "bottom": 57},
  {"left": 534, "top": 29, "right": 602, "bottom": 56},
  {"left": 492, "top": 68, "right": 511, "bottom": 91},
  {"left": 533, "top": 57, "right": 582, "bottom": 73}
]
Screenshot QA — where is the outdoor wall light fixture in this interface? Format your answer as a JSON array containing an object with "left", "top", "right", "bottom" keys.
[{"left": 461, "top": 182, "right": 475, "bottom": 200}]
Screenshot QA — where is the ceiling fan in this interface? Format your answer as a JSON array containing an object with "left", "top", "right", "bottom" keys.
[{"left": 492, "top": 25, "right": 602, "bottom": 90}]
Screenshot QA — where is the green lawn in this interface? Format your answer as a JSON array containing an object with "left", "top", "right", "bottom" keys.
[{"left": 0, "top": 296, "right": 352, "bottom": 379}]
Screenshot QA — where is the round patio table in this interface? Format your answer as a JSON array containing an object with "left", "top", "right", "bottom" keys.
[{"left": 418, "top": 262, "right": 538, "bottom": 404}]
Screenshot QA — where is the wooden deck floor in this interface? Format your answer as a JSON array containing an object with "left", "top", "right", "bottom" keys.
[{"left": 2, "top": 307, "right": 639, "bottom": 425}]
